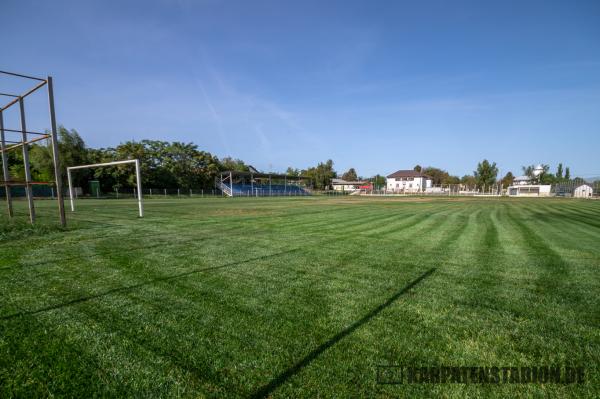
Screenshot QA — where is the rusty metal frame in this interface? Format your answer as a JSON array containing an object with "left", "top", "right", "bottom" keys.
[{"left": 0, "top": 70, "right": 66, "bottom": 226}]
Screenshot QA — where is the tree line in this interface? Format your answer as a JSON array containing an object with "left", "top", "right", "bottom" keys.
[
  {"left": 4, "top": 126, "right": 338, "bottom": 192},
  {"left": 4, "top": 127, "right": 240, "bottom": 192},
  {"left": 2, "top": 126, "right": 587, "bottom": 193}
]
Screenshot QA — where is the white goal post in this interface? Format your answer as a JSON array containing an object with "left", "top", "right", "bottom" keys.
[{"left": 67, "top": 159, "right": 143, "bottom": 217}]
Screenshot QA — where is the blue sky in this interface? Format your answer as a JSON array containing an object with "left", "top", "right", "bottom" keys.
[{"left": 3, "top": 0, "right": 600, "bottom": 178}]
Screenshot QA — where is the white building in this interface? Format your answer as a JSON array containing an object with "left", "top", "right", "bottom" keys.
[
  {"left": 507, "top": 184, "right": 552, "bottom": 197},
  {"left": 386, "top": 170, "right": 432, "bottom": 193},
  {"left": 331, "top": 178, "right": 365, "bottom": 191},
  {"left": 512, "top": 175, "right": 532, "bottom": 185},
  {"left": 507, "top": 165, "right": 552, "bottom": 197},
  {"left": 573, "top": 184, "right": 593, "bottom": 198}
]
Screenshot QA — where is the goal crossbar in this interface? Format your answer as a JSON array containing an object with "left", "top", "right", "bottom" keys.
[{"left": 67, "top": 159, "right": 143, "bottom": 217}]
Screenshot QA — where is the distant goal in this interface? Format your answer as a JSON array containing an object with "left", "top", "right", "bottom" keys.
[{"left": 67, "top": 159, "right": 144, "bottom": 217}]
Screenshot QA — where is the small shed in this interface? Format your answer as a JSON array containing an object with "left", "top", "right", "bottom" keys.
[{"left": 573, "top": 184, "right": 593, "bottom": 198}]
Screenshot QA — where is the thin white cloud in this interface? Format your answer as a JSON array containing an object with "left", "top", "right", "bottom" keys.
[{"left": 196, "top": 79, "right": 231, "bottom": 154}]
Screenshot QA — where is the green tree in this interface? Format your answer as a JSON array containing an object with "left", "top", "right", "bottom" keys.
[
  {"left": 474, "top": 159, "right": 498, "bottom": 189},
  {"left": 538, "top": 164, "right": 551, "bottom": 183},
  {"left": 556, "top": 163, "right": 563, "bottom": 180},
  {"left": 302, "top": 159, "right": 336, "bottom": 189},
  {"left": 421, "top": 166, "right": 457, "bottom": 185},
  {"left": 341, "top": 168, "right": 358, "bottom": 181},
  {"left": 285, "top": 167, "right": 300, "bottom": 177},
  {"left": 7, "top": 150, "right": 25, "bottom": 181},
  {"left": 371, "top": 174, "right": 386, "bottom": 189},
  {"left": 522, "top": 165, "right": 534, "bottom": 178},
  {"left": 540, "top": 172, "right": 556, "bottom": 185},
  {"left": 565, "top": 167, "right": 570, "bottom": 180},
  {"left": 220, "top": 157, "right": 249, "bottom": 172},
  {"left": 522, "top": 164, "right": 550, "bottom": 184},
  {"left": 93, "top": 140, "right": 222, "bottom": 191},
  {"left": 445, "top": 175, "right": 461, "bottom": 185},
  {"left": 413, "top": 164, "right": 422, "bottom": 172},
  {"left": 500, "top": 172, "right": 514, "bottom": 188},
  {"left": 28, "top": 126, "right": 90, "bottom": 187},
  {"left": 461, "top": 175, "right": 477, "bottom": 187}
]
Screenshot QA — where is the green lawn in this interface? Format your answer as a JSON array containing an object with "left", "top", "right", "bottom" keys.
[{"left": 1, "top": 196, "right": 599, "bottom": 397}]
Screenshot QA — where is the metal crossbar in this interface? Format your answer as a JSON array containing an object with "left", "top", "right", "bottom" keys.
[{"left": 0, "top": 135, "right": 50, "bottom": 153}]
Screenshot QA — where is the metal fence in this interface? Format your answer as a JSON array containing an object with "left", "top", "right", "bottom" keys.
[
  {"left": 0, "top": 185, "right": 224, "bottom": 199},
  {"left": 2, "top": 181, "right": 599, "bottom": 200},
  {"left": 320, "top": 182, "right": 600, "bottom": 198},
  {"left": 0, "top": 184, "right": 57, "bottom": 198}
]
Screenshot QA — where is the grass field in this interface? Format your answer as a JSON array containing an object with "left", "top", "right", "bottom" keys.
[{"left": 1, "top": 196, "right": 599, "bottom": 397}]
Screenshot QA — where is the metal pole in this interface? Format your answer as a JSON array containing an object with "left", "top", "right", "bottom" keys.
[
  {"left": 135, "top": 159, "right": 143, "bottom": 217},
  {"left": 67, "top": 169, "right": 75, "bottom": 211},
  {"left": 47, "top": 76, "right": 66, "bottom": 226},
  {"left": 230, "top": 171, "right": 233, "bottom": 197},
  {"left": 19, "top": 98, "right": 35, "bottom": 224},
  {"left": 0, "top": 111, "right": 13, "bottom": 217}
]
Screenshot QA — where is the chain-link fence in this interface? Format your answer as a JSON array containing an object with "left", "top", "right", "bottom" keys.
[
  {"left": 0, "top": 185, "right": 224, "bottom": 199},
  {"left": 0, "top": 184, "right": 58, "bottom": 198}
]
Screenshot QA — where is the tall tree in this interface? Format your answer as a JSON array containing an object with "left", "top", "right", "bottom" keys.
[
  {"left": 538, "top": 164, "right": 551, "bottom": 183},
  {"left": 371, "top": 174, "right": 386, "bottom": 189},
  {"left": 29, "top": 126, "right": 90, "bottom": 187},
  {"left": 341, "top": 168, "right": 358, "bottom": 181},
  {"left": 565, "top": 167, "right": 571, "bottom": 180},
  {"left": 556, "top": 163, "right": 563, "bottom": 180},
  {"left": 522, "top": 165, "right": 534, "bottom": 178},
  {"left": 285, "top": 167, "right": 300, "bottom": 177},
  {"left": 302, "top": 159, "right": 336, "bottom": 189},
  {"left": 474, "top": 159, "right": 498, "bottom": 189},
  {"left": 500, "top": 172, "right": 514, "bottom": 188},
  {"left": 413, "top": 164, "right": 422, "bottom": 173}
]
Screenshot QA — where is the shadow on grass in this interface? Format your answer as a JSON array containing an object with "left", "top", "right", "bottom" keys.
[
  {"left": 251, "top": 267, "right": 436, "bottom": 398},
  {"left": 0, "top": 247, "right": 303, "bottom": 321},
  {"left": 0, "top": 219, "right": 67, "bottom": 243},
  {"left": 0, "top": 228, "right": 251, "bottom": 272}
]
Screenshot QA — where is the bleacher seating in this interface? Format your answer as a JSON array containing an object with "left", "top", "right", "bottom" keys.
[{"left": 229, "top": 184, "right": 309, "bottom": 196}]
